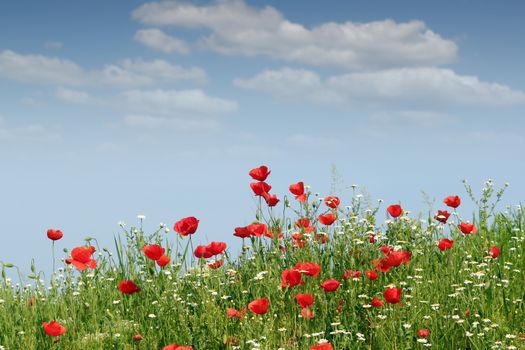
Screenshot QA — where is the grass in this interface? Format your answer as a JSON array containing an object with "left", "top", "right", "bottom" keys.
[{"left": 0, "top": 170, "right": 524, "bottom": 349}]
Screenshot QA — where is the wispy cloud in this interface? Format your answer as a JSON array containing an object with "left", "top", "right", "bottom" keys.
[
  {"left": 235, "top": 67, "right": 525, "bottom": 108},
  {"left": 134, "top": 28, "right": 190, "bottom": 54},
  {"left": 132, "top": 0, "right": 457, "bottom": 70},
  {"left": 0, "top": 50, "right": 206, "bottom": 87}
]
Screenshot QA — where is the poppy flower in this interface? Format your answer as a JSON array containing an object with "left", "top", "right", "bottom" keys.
[
  {"left": 318, "top": 213, "right": 336, "bottom": 226},
  {"left": 324, "top": 196, "right": 340, "bottom": 209},
  {"left": 491, "top": 246, "right": 501, "bottom": 259},
  {"left": 250, "top": 182, "right": 272, "bottom": 196},
  {"left": 248, "top": 298, "right": 269, "bottom": 315},
  {"left": 70, "top": 246, "right": 97, "bottom": 271},
  {"left": 387, "top": 204, "right": 403, "bottom": 218},
  {"left": 173, "top": 217, "right": 199, "bottom": 236},
  {"left": 289, "top": 181, "right": 307, "bottom": 202},
  {"left": 384, "top": 287, "right": 402, "bottom": 304},
  {"left": 163, "top": 345, "right": 193, "bottom": 350},
  {"left": 380, "top": 245, "right": 392, "bottom": 255},
  {"left": 262, "top": 192, "right": 280, "bottom": 207},
  {"left": 294, "top": 262, "right": 321, "bottom": 277},
  {"left": 133, "top": 334, "right": 143, "bottom": 341},
  {"left": 371, "top": 297, "right": 384, "bottom": 307},
  {"left": 156, "top": 255, "right": 170, "bottom": 267},
  {"left": 208, "top": 260, "right": 224, "bottom": 269},
  {"left": 226, "top": 307, "right": 246, "bottom": 319},
  {"left": 295, "top": 218, "right": 315, "bottom": 232},
  {"left": 143, "top": 244, "right": 165, "bottom": 261},
  {"left": 373, "top": 258, "right": 391, "bottom": 273},
  {"left": 385, "top": 250, "right": 411, "bottom": 267},
  {"left": 233, "top": 226, "right": 251, "bottom": 238},
  {"left": 301, "top": 307, "right": 314, "bottom": 319},
  {"left": 434, "top": 210, "right": 451, "bottom": 223},
  {"left": 281, "top": 269, "right": 304, "bottom": 288},
  {"left": 296, "top": 293, "right": 314, "bottom": 308},
  {"left": 194, "top": 245, "right": 213, "bottom": 259},
  {"left": 344, "top": 270, "right": 362, "bottom": 280},
  {"left": 366, "top": 270, "right": 379, "bottom": 281},
  {"left": 47, "top": 229, "right": 63, "bottom": 241},
  {"left": 438, "top": 238, "right": 454, "bottom": 251},
  {"left": 443, "top": 195, "right": 461, "bottom": 208},
  {"left": 459, "top": 222, "right": 477, "bottom": 235},
  {"left": 369, "top": 234, "right": 376, "bottom": 243},
  {"left": 43, "top": 321, "right": 66, "bottom": 337},
  {"left": 246, "top": 223, "right": 271, "bottom": 238},
  {"left": 249, "top": 165, "right": 271, "bottom": 181},
  {"left": 207, "top": 241, "right": 227, "bottom": 256},
  {"left": 320, "top": 279, "right": 341, "bottom": 292},
  {"left": 418, "top": 329, "right": 430, "bottom": 338},
  {"left": 119, "top": 280, "right": 140, "bottom": 294},
  {"left": 310, "top": 343, "right": 333, "bottom": 350}
]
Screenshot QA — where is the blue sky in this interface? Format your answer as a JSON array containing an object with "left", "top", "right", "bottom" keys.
[{"left": 1, "top": 0, "right": 524, "bottom": 274}]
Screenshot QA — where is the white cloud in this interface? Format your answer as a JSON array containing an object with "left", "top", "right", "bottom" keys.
[
  {"left": 235, "top": 67, "right": 525, "bottom": 107},
  {"left": 132, "top": 0, "right": 457, "bottom": 70},
  {"left": 118, "top": 89, "right": 239, "bottom": 115},
  {"left": 55, "top": 87, "right": 95, "bottom": 104},
  {"left": 135, "top": 28, "right": 189, "bottom": 54},
  {"left": 0, "top": 116, "right": 60, "bottom": 143},
  {"left": 0, "top": 50, "right": 206, "bottom": 87}
]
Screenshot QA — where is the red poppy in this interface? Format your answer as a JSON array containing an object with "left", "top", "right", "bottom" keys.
[
  {"left": 373, "top": 258, "right": 391, "bottom": 273},
  {"left": 194, "top": 245, "right": 213, "bottom": 259},
  {"left": 262, "top": 192, "right": 280, "bottom": 206},
  {"left": 418, "top": 329, "right": 430, "bottom": 338},
  {"left": 173, "top": 217, "right": 199, "bottom": 236},
  {"left": 250, "top": 182, "right": 272, "bottom": 196},
  {"left": 320, "top": 279, "right": 341, "bottom": 292},
  {"left": 443, "top": 195, "right": 461, "bottom": 208},
  {"left": 226, "top": 307, "right": 246, "bottom": 319},
  {"left": 248, "top": 298, "right": 269, "bottom": 314},
  {"left": 369, "top": 234, "right": 376, "bottom": 243},
  {"left": 387, "top": 204, "right": 403, "bottom": 218},
  {"left": 384, "top": 287, "right": 402, "bottom": 304},
  {"left": 163, "top": 345, "right": 193, "bottom": 350},
  {"left": 380, "top": 245, "right": 392, "bottom": 255},
  {"left": 233, "top": 226, "right": 251, "bottom": 238},
  {"left": 289, "top": 181, "right": 307, "bottom": 202},
  {"left": 143, "top": 244, "right": 165, "bottom": 261},
  {"left": 296, "top": 293, "right": 314, "bottom": 308},
  {"left": 434, "top": 210, "right": 451, "bottom": 223},
  {"left": 318, "top": 213, "right": 336, "bottom": 226},
  {"left": 324, "top": 196, "right": 340, "bottom": 209},
  {"left": 371, "top": 297, "right": 384, "bottom": 307},
  {"left": 249, "top": 165, "right": 271, "bottom": 181},
  {"left": 310, "top": 343, "right": 333, "bottom": 350},
  {"left": 294, "top": 262, "right": 321, "bottom": 277},
  {"left": 156, "top": 255, "right": 170, "bottom": 267},
  {"left": 385, "top": 250, "right": 410, "bottom": 267},
  {"left": 43, "top": 321, "right": 66, "bottom": 337},
  {"left": 366, "top": 270, "right": 379, "bottom": 281},
  {"left": 47, "top": 229, "right": 63, "bottom": 241},
  {"left": 207, "top": 241, "right": 227, "bottom": 256},
  {"left": 301, "top": 307, "right": 314, "bottom": 319},
  {"left": 438, "top": 238, "right": 454, "bottom": 251},
  {"left": 295, "top": 218, "right": 315, "bottom": 232},
  {"left": 119, "top": 280, "right": 141, "bottom": 294},
  {"left": 70, "top": 246, "right": 97, "bottom": 271},
  {"left": 344, "top": 270, "right": 362, "bottom": 280},
  {"left": 133, "top": 334, "right": 143, "bottom": 341},
  {"left": 491, "top": 246, "right": 501, "bottom": 259},
  {"left": 459, "top": 222, "right": 477, "bottom": 234},
  {"left": 246, "top": 223, "right": 271, "bottom": 238},
  {"left": 282, "top": 269, "right": 304, "bottom": 288},
  {"left": 209, "top": 260, "right": 224, "bottom": 269}
]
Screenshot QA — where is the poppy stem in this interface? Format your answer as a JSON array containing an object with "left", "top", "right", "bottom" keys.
[{"left": 52, "top": 241, "right": 56, "bottom": 275}]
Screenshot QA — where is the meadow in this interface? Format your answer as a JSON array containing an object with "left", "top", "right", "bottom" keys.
[{"left": 0, "top": 166, "right": 524, "bottom": 349}]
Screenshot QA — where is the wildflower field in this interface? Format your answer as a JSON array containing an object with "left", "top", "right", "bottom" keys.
[{"left": 0, "top": 166, "right": 524, "bottom": 350}]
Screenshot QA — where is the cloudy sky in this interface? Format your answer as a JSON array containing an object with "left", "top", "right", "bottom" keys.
[{"left": 1, "top": 0, "right": 524, "bottom": 272}]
